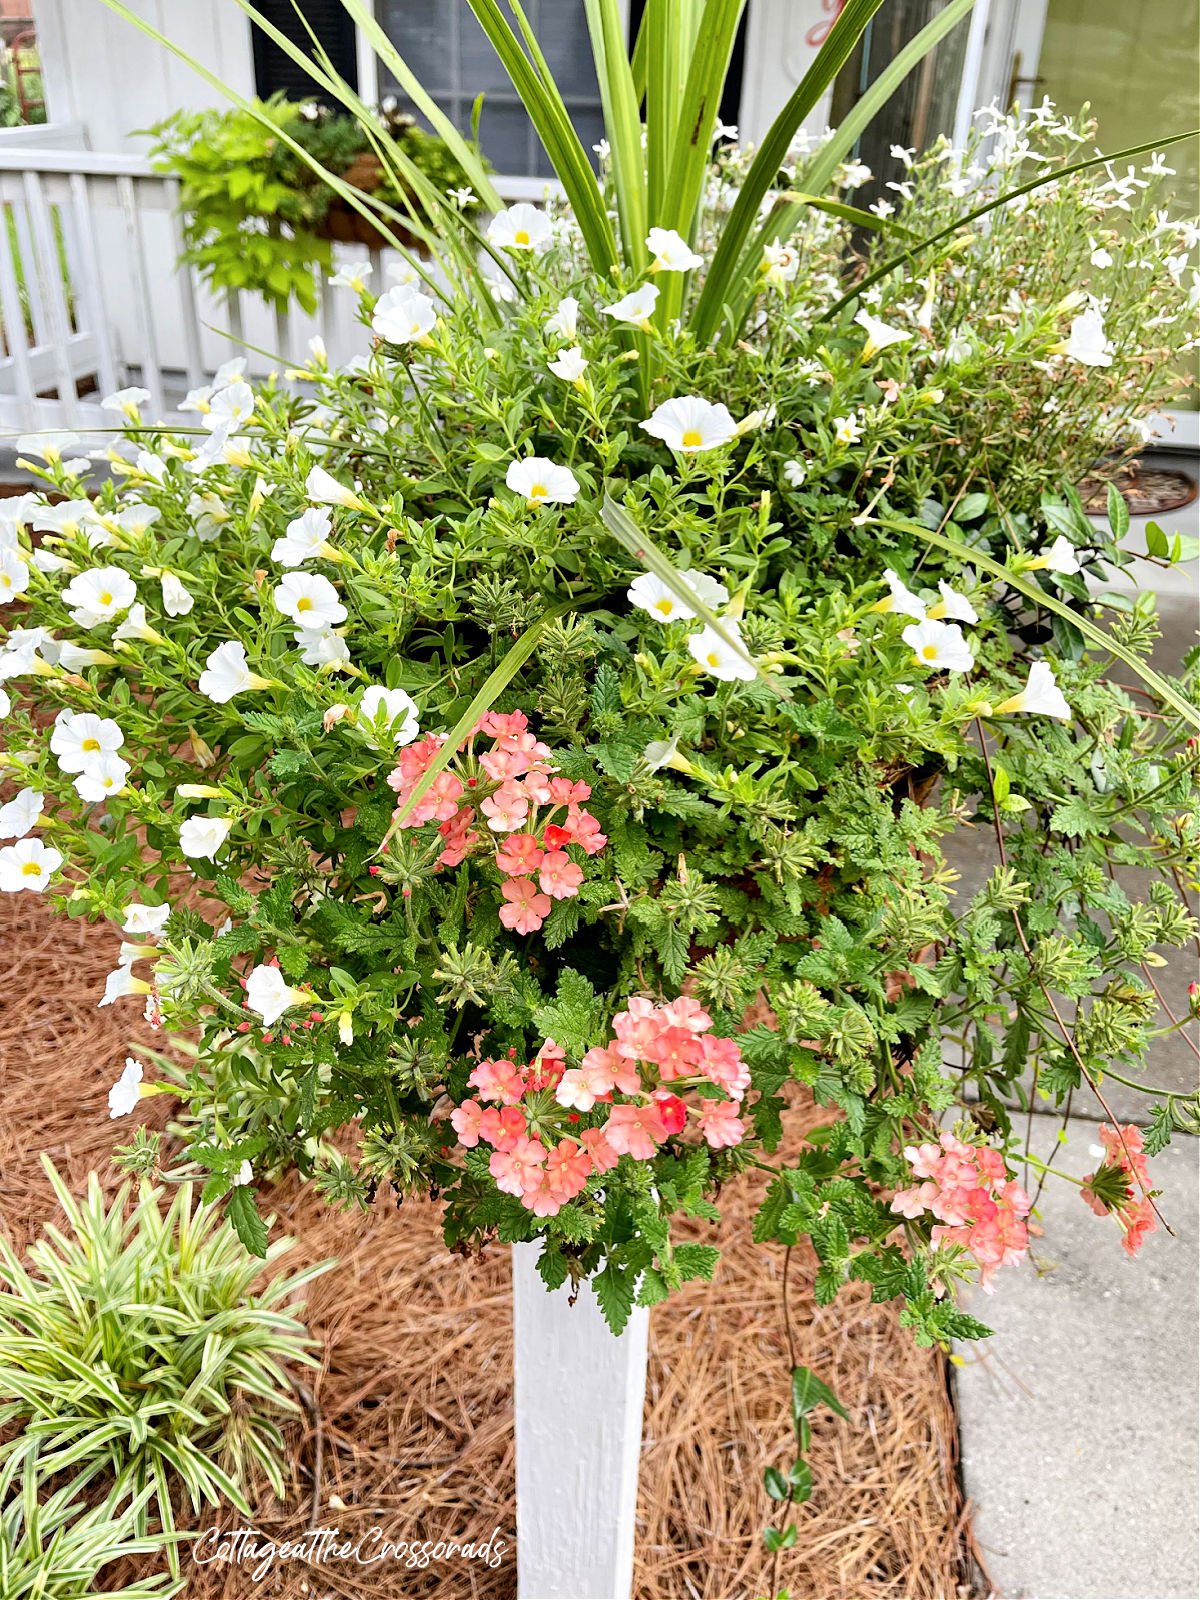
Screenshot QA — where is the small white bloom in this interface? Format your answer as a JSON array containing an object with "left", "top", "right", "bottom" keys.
[
  {"left": 329, "top": 258, "right": 373, "bottom": 291},
  {"left": 875, "top": 569, "right": 927, "bottom": 621},
  {"left": 293, "top": 626, "right": 351, "bottom": 668},
  {"left": 372, "top": 284, "right": 438, "bottom": 345},
  {"left": 50, "top": 710, "right": 124, "bottom": 773},
  {"left": 206, "top": 381, "right": 255, "bottom": 431},
  {"left": 179, "top": 814, "right": 232, "bottom": 860},
  {"left": 487, "top": 202, "right": 554, "bottom": 253},
  {"left": 1032, "top": 534, "right": 1083, "bottom": 575},
  {"left": 641, "top": 395, "right": 738, "bottom": 453},
  {"left": 547, "top": 346, "right": 589, "bottom": 382},
  {"left": 74, "top": 752, "right": 131, "bottom": 802},
  {"left": 761, "top": 243, "right": 800, "bottom": 286},
  {"left": 854, "top": 308, "right": 913, "bottom": 359},
  {"left": 0, "top": 788, "right": 43, "bottom": 840},
  {"left": 545, "top": 296, "right": 579, "bottom": 339},
  {"left": 555, "top": 1068, "right": 598, "bottom": 1112},
  {"left": 646, "top": 226, "right": 703, "bottom": 272},
  {"left": 123, "top": 901, "right": 171, "bottom": 936},
  {"left": 274, "top": 571, "right": 348, "bottom": 629},
  {"left": 232, "top": 1159, "right": 254, "bottom": 1186},
  {"left": 246, "top": 962, "right": 303, "bottom": 1026},
  {"left": 0, "top": 836, "right": 63, "bottom": 892},
  {"left": 783, "top": 459, "right": 807, "bottom": 488},
  {"left": 100, "top": 386, "right": 152, "bottom": 421},
  {"left": 1089, "top": 239, "right": 1114, "bottom": 269},
  {"left": 931, "top": 581, "right": 978, "bottom": 624},
  {"left": 199, "top": 640, "right": 272, "bottom": 704},
  {"left": 833, "top": 413, "right": 864, "bottom": 446},
  {"left": 447, "top": 185, "right": 476, "bottom": 208},
  {"left": 628, "top": 568, "right": 728, "bottom": 623},
  {"left": 902, "top": 618, "right": 975, "bottom": 674},
  {"left": 17, "top": 431, "right": 80, "bottom": 464},
  {"left": 993, "top": 661, "right": 1071, "bottom": 721},
  {"left": 188, "top": 491, "right": 230, "bottom": 542},
  {"left": 56, "top": 642, "right": 115, "bottom": 671},
  {"left": 836, "top": 158, "right": 872, "bottom": 190},
  {"left": 60, "top": 566, "right": 137, "bottom": 629},
  {"left": 272, "top": 507, "right": 335, "bottom": 567},
  {"left": 600, "top": 282, "right": 660, "bottom": 327},
  {"left": 688, "top": 621, "right": 757, "bottom": 682},
  {"left": 358, "top": 685, "right": 420, "bottom": 746},
  {"left": 1056, "top": 306, "right": 1114, "bottom": 367},
  {"left": 0, "top": 549, "right": 30, "bottom": 604},
  {"left": 505, "top": 457, "right": 580, "bottom": 507},
  {"left": 112, "top": 604, "right": 165, "bottom": 647},
  {"left": 305, "top": 465, "right": 368, "bottom": 512},
  {"left": 100, "top": 962, "right": 153, "bottom": 1007},
  {"left": 0, "top": 688, "right": 8, "bottom": 718},
  {"left": 108, "top": 1056, "right": 145, "bottom": 1117},
  {"left": 160, "top": 572, "right": 195, "bottom": 617}
]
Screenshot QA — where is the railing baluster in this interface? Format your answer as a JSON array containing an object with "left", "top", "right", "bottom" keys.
[
  {"left": 115, "top": 173, "right": 165, "bottom": 420},
  {"left": 9, "top": 196, "right": 48, "bottom": 350},
  {"left": 65, "top": 171, "right": 119, "bottom": 400},
  {"left": 164, "top": 174, "right": 204, "bottom": 393},
  {"left": 0, "top": 192, "right": 37, "bottom": 424},
  {"left": 22, "top": 169, "right": 80, "bottom": 424}
]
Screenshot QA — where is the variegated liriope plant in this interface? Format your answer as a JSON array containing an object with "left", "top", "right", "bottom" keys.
[{"left": 1, "top": 0, "right": 1198, "bottom": 1581}]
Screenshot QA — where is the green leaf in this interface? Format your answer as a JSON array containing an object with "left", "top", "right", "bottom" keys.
[
  {"left": 226, "top": 1186, "right": 268, "bottom": 1259},
  {"left": 583, "top": 0, "right": 648, "bottom": 269},
  {"left": 593, "top": 1261, "right": 635, "bottom": 1334},
  {"left": 763, "top": 1466, "right": 790, "bottom": 1500},
  {"left": 1107, "top": 481, "right": 1131, "bottom": 542},
  {"left": 1145, "top": 520, "right": 1170, "bottom": 559},
  {"left": 790, "top": 1364, "right": 849, "bottom": 1422}
]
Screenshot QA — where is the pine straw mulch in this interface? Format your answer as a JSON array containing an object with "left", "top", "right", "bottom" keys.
[{"left": 0, "top": 891, "right": 975, "bottom": 1600}]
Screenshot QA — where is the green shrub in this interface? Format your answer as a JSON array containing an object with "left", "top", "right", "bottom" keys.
[{"left": 0, "top": 1474, "right": 182, "bottom": 1599}]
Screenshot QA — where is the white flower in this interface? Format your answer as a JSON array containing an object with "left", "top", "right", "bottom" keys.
[
  {"left": 0, "top": 836, "right": 63, "bottom": 892},
  {"left": 57, "top": 642, "right": 116, "bottom": 671},
  {"left": 329, "top": 258, "right": 373, "bottom": 291},
  {"left": 112, "top": 604, "right": 165, "bottom": 647},
  {"left": 100, "top": 962, "right": 152, "bottom": 1007},
  {"left": 505, "top": 457, "right": 580, "bottom": 507},
  {"left": 372, "top": 284, "right": 437, "bottom": 344},
  {"left": 232, "top": 1159, "right": 254, "bottom": 1186},
  {"left": 1089, "top": 240, "right": 1114, "bottom": 269},
  {"left": 902, "top": 618, "right": 975, "bottom": 674},
  {"left": 646, "top": 227, "right": 703, "bottom": 272},
  {"left": 487, "top": 202, "right": 554, "bottom": 253},
  {"left": 854, "top": 308, "right": 913, "bottom": 359},
  {"left": 783, "top": 459, "right": 807, "bottom": 488},
  {"left": 1056, "top": 306, "right": 1114, "bottom": 367},
  {"left": 274, "top": 571, "right": 348, "bottom": 629},
  {"left": 836, "top": 158, "right": 872, "bottom": 190},
  {"left": 305, "top": 465, "right": 369, "bottom": 512},
  {"left": 17, "top": 431, "right": 80, "bottom": 464},
  {"left": 688, "top": 621, "right": 757, "bottom": 682},
  {"left": 875, "top": 569, "right": 927, "bottom": 620},
  {"left": 160, "top": 572, "right": 195, "bottom": 616},
  {"left": 188, "top": 491, "right": 230, "bottom": 541},
  {"left": 110, "top": 502, "right": 162, "bottom": 540},
  {"left": 555, "top": 1069, "right": 598, "bottom": 1112},
  {"left": 0, "top": 787, "right": 43, "bottom": 840},
  {"left": 628, "top": 568, "right": 728, "bottom": 623},
  {"left": 108, "top": 1056, "right": 145, "bottom": 1118},
  {"left": 0, "top": 688, "right": 8, "bottom": 718},
  {"left": 199, "top": 640, "right": 272, "bottom": 704},
  {"left": 100, "top": 386, "right": 152, "bottom": 421},
  {"left": 930, "top": 581, "right": 978, "bottom": 624},
  {"left": 641, "top": 395, "right": 737, "bottom": 453},
  {"left": 74, "top": 753, "right": 131, "bottom": 802},
  {"left": 358, "top": 685, "right": 420, "bottom": 746},
  {"left": 272, "top": 507, "right": 335, "bottom": 567},
  {"left": 545, "top": 296, "right": 579, "bottom": 339},
  {"left": 0, "top": 549, "right": 30, "bottom": 604},
  {"left": 833, "top": 413, "right": 864, "bottom": 446},
  {"left": 447, "top": 185, "right": 476, "bottom": 208},
  {"left": 387, "top": 258, "right": 421, "bottom": 287},
  {"left": 1030, "top": 534, "right": 1083, "bottom": 575},
  {"left": 179, "top": 814, "right": 232, "bottom": 860},
  {"left": 245, "top": 963, "right": 304, "bottom": 1026},
  {"left": 761, "top": 243, "right": 800, "bottom": 286},
  {"left": 50, "top": 710, "right": 124, "bottom": 773},
  {"left": 206, "top": 381, "right": 255, "bottom": 431},
  {"left": 993, "top": 660, "right": 1072, "bottom": 721},
  {"left": 600, "top": 283, "right": 659, "bottom": 327},
  {"left": 60, "top": 566, "right": 137, "bottom": 628},
  {"left": 123, "top": 901, "right": 171, "bottom": 936},
  {"left": 293, "top": 626, "right": 351, "bottom": 668},
  {"left": 547, "top": 346, "right": 589, "bottom": 382}
]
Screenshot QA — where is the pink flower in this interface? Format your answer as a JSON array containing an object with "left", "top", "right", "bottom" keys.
[
  {"left": 527, "top": 1037, "right": 567, "bottom": 1090},
  {"left": 579, "top": 1126, "right": 620, "bottom": 1173},
  {"left": 549, "top": 777, "right": 591, "bottom": 805},
  {"left": 892, "top": 1133, "right": 1031, "bottom": 1289},
  {"left": 604, "top": 1102, "right": 667, "bottom": 1161},
  {"left": 490, "top": 1136, "right": 547, "bottom": 1197},
  {"left": 478, "top": 1104, "right": 528, "bottom": 1151},
  {"left": 498, "top": 876, "right": 552, "bottom": 934},
  {"left": 660, "top": 996, "right": 712, "bottom": 1034},
  {"left": 556, "top": 1068, "right": 600, "bottom": 1112},
  {"left": 469, "top": 1056, "right": 526, "bottom": 1105},
  {"left": 612, "top": 997, "right": 665, "bottom": 1061},
  {"left": 436, "top": 806, "right": 479, "bottom": 868},
  {"left": 564, "top": 805, "right": 607, "bottom": 855},
  {"left": 696, "top": 1098, "right": 747, "bottom": 1149},
  {"left": 1082, "top": 1123, "right": 1158, "bottom": 1257},
  {"left": 651, "top": 1090, "right": 687, "bottom": 1136},
  {"left": 538, "top": 850, "right": 584, "bottom": 900},
  {"left": 579, "top": 1043, "right": 642, "bottom": 1095},
  {"left": 474, "top": 710, "right": 528, "bottom": 738},
  {"left": 522, "top": 767, "right": 554, "bottom": 805},
  {"left": 696, "top": 1033, "right": 750, "bottom": 1099},
  {"left": 450, "top": 1098, "right": 486, "bottom": 1148},
  {"left": 520, "top": 1167, "right": 564, "bottom": 1216},
  {"left": 495, "top": 833, "right": 545, "bottom": 876},
  {"left": 481, "top": 781, "right": 529, "bottom": 833},
  {"left": 544, "top": 1137, "right": 592, "bottom": 1202},
  {"left": 642, "top": 1025, "right": 704, "bottom": 1081}
]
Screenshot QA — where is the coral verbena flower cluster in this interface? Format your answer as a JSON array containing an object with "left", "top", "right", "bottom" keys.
[
  {"left": 892, "top": 1132, "right": 1032, "bottom": 1290},
  {"left": 451, "top": 998, "right": 749, "bottom": 1216},
  {"left": 1082, "top": 1123, "right": 1158, "bottom": 1257}
]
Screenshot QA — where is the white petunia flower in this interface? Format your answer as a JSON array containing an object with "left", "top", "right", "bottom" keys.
[
  {"left": 0, "top": 836, "right": 64, "bottom": 892},
  {"left": 73, "top": 752, "right": 131, "bottom": 803},
  {"left": 329, "top": 258, "right": 373, "bottom": 291},
  {"left": 293, "top": 626, "right": 351, "bottom": 668},
  {"left": 100, "top": 386, "right": 152, "bottom": 421},
  {"left": 993, "top": 661, "right": 1071, "bottom": 721},
  {"left": 544, "top": 296, "right": 579, "bottom": 339},
  {"left": 854, "top": 309, "right": 913, "bottom": 359},
  {"left": 628, "top": 568, "right": 728, "bottom": 623},
  {"left": 245, "top": 963, "right": 304, "bottom": 1026},
  {"left": 205, "top": 381, "right": 255, "bottom": 431},
  {"left": 547, "top": 346, "right": 589, "bottom": 382},
  {"left": 646, "top": 226, "right": 703, "bottom": 272},
  {"left": 487, "top": 202, "right": 554, "bottom": 253},
  {"left": 108, "top": 1056, "right": 144, "bottom": 1117},
  {"left": 33, "top": 499, "right": 102, "bottom": 540},
  {"left": 188, "top": 491, "right": 230, "bottom": 542},
  {"left": 179, "top": 814, "right": 232, "bottom": 860},
  {"left": 761, "top": 242, "right": 800, "bottom": 286},
  {"left": 17, "top": 431, "right": 80, "bottom": 464},
  {"left": 358, "top": 685, "right": 420, "bottom": 746},
  {"left": 305, "top": 465, "right": 369, "bottom": 512},
  {"left": 198, "top": 640, "right": 273, "bottom": 704},
  {"left": 902, "top": 618, "right": 975, "bottom": 674},
  {"left": 0, "top": 549, "right": 30, "bottom": 604},
  {"left": 110, "top": 502, "right": 162, "bottom": 540},
  {"left": 0, "top": 787, "right": 43, "bottom": 840},
  {"left": 160, "top": 572, "right": 195, "bottom": 616},
  {"left": 600, "top": 282, "right": 659, "bottom": 328},
  {"left": 50, "top": 710, "right": 124, "bottom": 773},
  {"left": 271, "top": 507, "right": 335, "bottom": 567},
  {"left": 274, "top": 571, "right": 347, "bottom": 629},
  {"left": 1029, "top": 534, "right": 1083, "bottom": 575},
  {"left": 372, "top": 284, "right": 437, "bottom": 345},
  {"left": 874, "top": 569, "right": 927, "bottom": 620},
  {"left": 100, "top": 961, "right": 152, "bottom": 1007},
  {"left": 783, "top": 459, "right": 807, "bottom": 488},
  {"left": 0, "top": 688, "right": 8, "bottom": 717},
  {"left": 1054, "top": 306, "right": 1114, "bottom": 367},
  {"left": 60, "top": 566, "right": 137, "bottom": 628},
  {"left": 112, "top": 604, "right": 165, "bottom": 647},
  {"left": 832, "top": 413, "right": 864, "bottom": 446},
  {"left": 929, "top": 581, "right": 978, "bottom": 624},
  {"left": 640, "top": 395, "right": 737, "bottom": 453},
  {"left": 123, "top": 901, "right": 171, "bottom": 936},
  {"left": 688, "top": 621, "right": 757, "bottom": 682},
  {"left": 504, "top": 457, "right": 580, "bottom": 507},
  {"left": 57, "top": 642, "right": 116, "bottom": 671}
]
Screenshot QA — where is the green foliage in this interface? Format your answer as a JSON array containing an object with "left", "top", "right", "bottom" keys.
[{"left": 0, "top": 1475, "right": 182, "bottom": 1600}]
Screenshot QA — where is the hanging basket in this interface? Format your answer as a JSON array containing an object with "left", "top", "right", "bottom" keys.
[{"left": 314, "top": 152, "right": 428, "bottom": 255}]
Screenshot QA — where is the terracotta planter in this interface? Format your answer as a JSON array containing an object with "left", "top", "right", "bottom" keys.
[{"left": 315, "top": 152, "right": 427, "bottom": 255}]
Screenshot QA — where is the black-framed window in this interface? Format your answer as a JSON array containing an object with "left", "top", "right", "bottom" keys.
[{"left": 252, "top": 0, "right": 359, "bottom": 104}]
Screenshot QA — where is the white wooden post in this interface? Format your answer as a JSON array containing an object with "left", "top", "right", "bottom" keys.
[{"left": 511, "top": 1243, "right": 649, "bottom": 1600}]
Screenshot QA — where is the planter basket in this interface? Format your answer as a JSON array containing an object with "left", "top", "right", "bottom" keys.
[{"left": 314, "top": 152, "right": 427, "bottom": 255}]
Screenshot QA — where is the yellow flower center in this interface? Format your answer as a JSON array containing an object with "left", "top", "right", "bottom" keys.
[
  {"left": 99, "top": 591, "right": 113, "bottom": 606},
  {"left": 82, "top": 737, "right": 100, "bottom": 752},
  {"left": 704, "top": 651, "right": 721, "bottom": 668},
  {"left": 296, "top": 597, "right": 313, "bottom": 613},
  {"left": 681, "top": 429, "right": 703, "bottom": 448},
  {"left": 21, "top": 861, "right": 41, "bottom": 877},
  {"left": 921, "top": 644, "right": 939, "bottom": 661},
  {"left": 0, "top": 576, "right": 10, "bottom": 590},
  {"left": 529, "top": 484, "right": 547, "bottom": 501},
  {"left": 654, "top": 598, "right": 674, "bottom": 616},
  {"left": 514, "top": 229, "right": 530, "bottom": 245}
]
